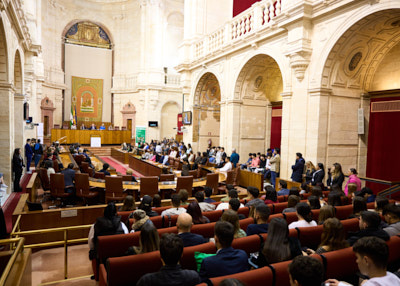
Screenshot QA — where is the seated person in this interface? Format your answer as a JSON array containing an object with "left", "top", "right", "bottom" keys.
[
  {"left": 178, "top": 189, "right": 189, "bottom": 206},
  {"left": 348, "top": 196, "right": 367, "bottom": 219},
  {"left": 125, "top": 168, "right": 138, "bottom": 182},
  {"left": 199, "top": 221, "right": 248, "bottom": 281},
  {"left": 199, "top": 152, "right": 208, "bottom": 165},
  {"left": 99, "top": 123, "right": 106, "bottom": 130},
  {"left": 119, "top": 195, "right": 136, "bottom": 212},
  {"left": 88, "top": 202, "right": 128, "bottom": 260},
  {"left": 70, "top": 124, "right": 77, "bottom": 130},
  {"left": 126, "top": 220, "right": 159, "bottom": 255},
  {"left": 0, "top": 172, "right": 7, "bottom": 188},
  {"left": 45, "top": 160, "right": 55, "bottom": 180},
  {"left": 152, "top": 194, "right": 162, "bottom": 208},
  {"left": 375, "top": 196, "right": 389, "bottom": 215},
  {"left": 131, "top": 209, "right": 153, "bottom": 232},
  {"left": 250, "top": 217, "right": 302, "bottom": 268},
  {"left": 221, "top": 210, "right": 246, "bottom": 238},
  {"left": 217, "top": 189, "right": 244, "bottom": 210},
  {"left": 218, "top": 156, "right": 232, "bottom": 172},
  {"left": 203, "top": 186, "right": 216, "bottom": 203},
  {"left": 89, "top": 123, "right": 97, "bottom": 130},
  {"left": 240, "top": 153, "right": 253, "bottom": 170},
  {"left": 289, "top": 256, "right": 324, "bottom": 286},
  {"left": 282, "top": 195, "right": 300, "bottom": 213},
  {"left": 195, "top": 191, "right": 216, "bottom": 212},
  {"left": 307, "top": 195, "right": 321, "bottom": 210},
  {"left": 161, "top": 194, "right": 186, "bottom": 217},
  {"left": 277, "top": 180, "right": 290, "bottom": 196},
  {"left": 347, "top": 211, "right": 390, "bottom": 246},
  {"left": 264, "top": 185, "right": 278, "bottom": 204},
  {"left": 108, "top": 124, "right": 114, "bottom": 130},
  {"left": 244, "top": 186, "right": 264, "bottom": 208},
  {"left": 61, "top": 163, "right": 76, "bottom": 193},
  {"left": 246, "top": 204, "right": 270, "bottom": 235},
  {"left": 186, "top": 201, "right": 209, "bottom": 224},
  {"left": 288, "top": 203, "right": 317, "bottom": 229},
  {"left": 220, "top": 185, "right": 236, "bottom": 202},
  {"left": 177, "top": 213, "right": 207, "bottom": 247},
  {"left": 382, "top": 203, "right": 400, "bottom": 236},
  {"left": 138, "top": 195, "right": 159, "bottom": 217},
  {"left": 80, "top": 123, "right": 86, "bottom": 130},
  {"left": 326, "top": 237, "right": 400, "bottom": 286},
  {"left": 137, "top": 233, "right": 200, "bottom": 286},
  {"left": 99, "top": 163, "right": 111, "bottom": 176},
  {"left": 229, "top": 198, "right": 246, "bottom": 220}
]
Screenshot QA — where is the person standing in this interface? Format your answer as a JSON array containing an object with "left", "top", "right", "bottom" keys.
[
  {"left": 33, "top": 139, "right": 43, "bottom": 168},
  {"left": 230, "top": 148, "right": 239, "bottom": 168},
  {"left": 269, "top": 148, "right": 280, "bottom": 188},
  {"left": 12, "top": 148, "right": 24, "bottom": 192},
  {"left": 291, "top": 152, "right": 305, "bottom": 183},
  {"left": 24, "top": 139, "right": 33, "bottom": 172}
]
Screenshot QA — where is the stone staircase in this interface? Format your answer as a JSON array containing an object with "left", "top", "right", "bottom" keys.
[{"left": 85, "top": 145, "right": 119, "bottom": 156}]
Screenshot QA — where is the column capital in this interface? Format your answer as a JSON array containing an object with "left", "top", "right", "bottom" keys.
[
  {"left": 280, "top": 91, "right": 293, "bottom": 98},
  {"left": 308, "top": 88, "right": 332, "bottom": 97},
  {"left": 0, "top": 82, "right": 16, "bottom": 92}
]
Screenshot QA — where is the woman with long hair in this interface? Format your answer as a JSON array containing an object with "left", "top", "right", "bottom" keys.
[
  {"left": 307, "top": 218, "right": 349, "bottom": 255},
  {"left": 186, "top": 201, "right": 209, "bottom": 224},
  {"left": 318, "top": 205, "right": 335, "bottom": 225},
  {"left": 307, "top": 195, "right": 321, "bottom": 210},
  {"left": 344, "top": 168, "right": 362, "bottom": 196},
  {"left": 327, "top": 162, "right": 344, "bottom": 189},
  {"left": 119, "top": 195, "right": 136, "bottom": 212},
  {"left": 264, "top": 185, "right": 278, "bottom": 204},
  {"left": 327, "top": 192, "right": 342, "bottom": 207},
  {"left": 252, "top": 218, "right": 302, "bottom": 268},
  {"left": 12, "top": 148, "right": 24, "bottom": 192},
  {"left": 349, "top": 196, "right": 367, "bottom": 219},
  {"left": 131, "top": 221, "right": 160, "bottom": 254},
  {"left": 288, "top": 202, "right": 317, "bottom": 229},
  {"left": 375, "top": 196, "right": 389, "bottom": 215},
  {"left": 303, "top": 161, "right": 316, "bottom": 184},
  {"left": 221, "top": 210, "right": 246, "bottom": 238}
]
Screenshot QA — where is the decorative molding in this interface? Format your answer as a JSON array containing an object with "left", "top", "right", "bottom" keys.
[
  {"left": 287, "top": 49, "right": 312, "bottom": 82},
  {"left": 280, "top": 91, "right": 293, "bottom": 98},
  {"left": 308, "top": 88, "right": 332, "bottom": 97}
]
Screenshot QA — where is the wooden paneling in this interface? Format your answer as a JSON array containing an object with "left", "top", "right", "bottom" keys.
[
  {"left": 51, "top": 129, "right": 131, "bottom": 145},
  {"left": 111, "top": 148, "right": 130, "bottom": 164},
  {"left": 238, "top": 169, "right": 263, "bottom": 192},
  {"left": 129, "top": 156, "right": 162, "bottom": 177}
]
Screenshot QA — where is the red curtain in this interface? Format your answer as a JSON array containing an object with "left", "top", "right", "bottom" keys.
[
  {"left": 366, "top": 97, "right": 400, "bottom": 194},
  {"left": 233, "top": 0, "right": 261, "bottom": 17},
  {"left": 177, "top": 114, "right": 183, "bottom": 135},
  {"left": 270, "top": 106, "right": 282, "bottom": 150}
]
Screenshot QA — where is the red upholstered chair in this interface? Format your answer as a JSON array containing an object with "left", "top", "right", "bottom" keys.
[
  {"left": 117, "top": 211, "right": 134, "bottom": 223},
  {"left": 52, "top": 160, "right": 60, "bottom": 173},
  {"left": 159, "top": 174, "right": 174, "bottom": 182},
  {"left": 335, "top": 205, "right": 354, "bottom": 220},
  {"left": 206, "top": 173, "right": 219, "bottom": 195},
  {"left": 75, "top": 173, "right": 98, "bottom": 205},
  {"left": 180, "top": 242, "right": 217, "bottom": 270},
  {"left": 320, "top": 247, "right": 358, "bottom": 281},
  {"left": 105, "top": 176, "right": 126, "bottom": 203},
  {"left": 209, "top": 266, "right": 274, "bottom": 286},
  {"left": 273, "top": 202, "right": 288, "bottom": 214},
  {"left": 296, "top": 224, "right": 324, "bottom": 250},
  {"left": 268, "top": 213, "right": 285, "bottom": 223},
  {"left": 114, "top": 126, "right": 120, "bottom": 130},
  {"left": 140, "top": 176, "right": 159, "bottom": 198},
  {"left": 38, "top": 167, "right": 51, "bottom": 192},
  {"left": 121, "top": 175, "right": 132, "bottom": 181},
  {"left": 387, "top": 235, "right": 400, "bottom": 265},
  {"left": 283, "top": 212, "right": 298, "bottom": 225},
  {"left": 311, "top": 209, "right": 321, "bottom": 221},
  {"left": 176, "top": 176, "right": 193, "bottom": 196},
  {"left": 188, "top": 170, "right": 197, "bottom": 178},
  {"left": 232, "top": 234, "right": 264, "bottom": 255},
  {"left": 341, "top": 218, "right": 360, "bottom": 237},
  {"left": 50, "top": 173, "right": 72, "bottom": 205},
  {"left": 191, "top": 222, "right": 217, "bottom": 238},
  {"left": 204, "top": 210, "right": 223, "bottom": 222},
  {"left": 217, "top": 170, "right": 235, "bottom": 194},
  {"left": 161, "top": 215, "right": 179, "bottom": 228},
  {"left": 237, "top": 206, "right": 250, "bottom": 218},
  {"left": 277, "top": 195, "right": 286, "bottom": 202},
  {"left": 157, "top": 226, "right": 179, "bottom": 237},
  {"left": 239, "top": 217, "right": 255, "bottom": 232}
]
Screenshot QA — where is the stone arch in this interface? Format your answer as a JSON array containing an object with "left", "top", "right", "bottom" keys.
[
  {"left": 0, "top": 18, "right": 8, "bottom": 83},
  {"left": 192, "top": 72, "right": 221, "bottom": 151},
  {"left": 13, "top": 49, "right": 22, "bottom": 94},
  {"left": 41, "top": 97, "right": 56, "bottom": 136},
  {"left": 120, "top": 102, "right": 136, "bottom": 136},
  {"left": 13, "top": 49, "right": 24, "bottom": 150},
  {"left": 62, "top": 19, "right": 114, "bottom": 47},
  {"left": 160, "top": 101, "right": 180, "bottom": 140},
  {"left": 316, "top": 5, "right": 400, "bottom": 90}
]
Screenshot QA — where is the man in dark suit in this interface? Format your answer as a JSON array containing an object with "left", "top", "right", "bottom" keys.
[
  {"left": 199, "top": 221, "right": 248, "bottom": 281},
  {"left": 99, "top": 163, "right": 111, "bottom": 176},
  {"left": 291, "top": 152, "right": 305, "bottom": 183},
  {"left": 24, "top": 139, "right": 33, "bottom": 172},
  {"left": 137, "top": 234, "right": 200, "bottom": 286},
  {"left": 347, "top": 211, "right": 389, "bottom": 246},
  {"left": 177, "top": 213, "right": 207, "bottom": 247},
  {"left": 61, "top": 163, "right": 76, "bottom": 194}
]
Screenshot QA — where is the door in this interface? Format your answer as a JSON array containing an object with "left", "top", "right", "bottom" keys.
[{"left": 44, "top": 116, "right": 49, "bottom": 136}]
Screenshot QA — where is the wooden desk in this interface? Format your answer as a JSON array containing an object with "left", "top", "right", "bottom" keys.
[
  {"left": 51, "top": 129, "right": 131, "bottom": 145},
  {"left": 129, "top": 155, "right": 165, "bottom": 177},
  {"left": 111, "top": 148, "right": 130, "bottom": 164}
]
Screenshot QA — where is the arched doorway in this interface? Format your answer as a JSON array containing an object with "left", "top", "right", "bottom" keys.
[
  {"left": 14, "top": 50, "right": 24, "bottom": 150},
  {"left": 41, "top": 97, "right": 55, "bottom": 137},
  {"left": 62, "top": 21, "right": 113, "bottom": 127},
  {"left": 319, "top": 9, "right": 400, "bottom": 193},
  {"left": 193, "top": 73, "right": 221, "bottom": 152},
  {"left": 233, "top": 54, "right": 283, "bottom": 160},
  {"left": 161, "top": 102, "right": 179, "bottom": 140}
]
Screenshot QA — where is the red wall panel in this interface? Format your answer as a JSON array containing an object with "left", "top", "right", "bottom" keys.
[{"left": 233, "top": 0, "right": 261, "bottom": 17}]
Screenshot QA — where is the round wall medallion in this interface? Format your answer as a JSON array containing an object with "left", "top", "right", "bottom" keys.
[{"left": 349, "top": 52, "right": 362, "bottom": 71}]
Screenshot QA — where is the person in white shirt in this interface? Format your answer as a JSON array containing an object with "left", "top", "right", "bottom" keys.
[
  {"left": 162, "top": 153, "right": 169, "bottom": 165},
  {"left": 217, "top": 189, "right": 244, "bottom": 211},
  {"left": 155, "top": 143, "right": 162, "bottom": 154},
  {"left": 161, "top": 194, "right": 186, "bottom": 217},
  {"left": 325, "top": 236, "right": 400, "bottom": 286},
  {"left": 288, "top": 202, "right": 317, "bottom": 229},
  {"left": 195, "top": 191, "right": 216, "bottom": 212},
  {"left": 215, "top": 147, "right": 222, "bottom": 165},
  {"left": 218, "top": 157, "right": 232, "bottom": 172}
]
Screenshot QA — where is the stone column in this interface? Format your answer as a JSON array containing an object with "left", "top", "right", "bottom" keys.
[
  {"left": 223, "top": 99, "right": 242, "bottom": 158},
  {"left": 279, "top": 91, "right": 292, "bottom": 179},
  {"left": 14, "top": 94, "right": 25, "bottom": 151},
  {"left": 264, "top": 103, "right": 273, "bottom": 151},
  {"left": 357, "top": 93, "right": 370, "bottom": 178},
  {"left": 0, "top": 83, "right": 15, "bottom": 192}
]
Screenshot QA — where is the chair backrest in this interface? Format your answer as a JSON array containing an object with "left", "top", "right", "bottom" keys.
[
  {"left": 233, "top": 166, "right": 240, "bottom": 185},
  {"left": 114, "top": 126, "right": 120, "bottom": 130},
  {"left": 97, "top": 232, "right": 140, "bottom": 263},
  {"left": 268, "top": 213, "right": 285, "bottom": 223},
  {"left": 75, "top": 173, "right": 90, "bottom": 197},
  {"left": 140, "top": 176, "right": 159, "bottom": 197},
  {"left": 225, "top": 170, "right": 235, "bottom": 185},
  {"left": 239, "top": 217, "right": 254, "bottom": 232},
  {"left": 105, "top": 176, "right": 124, "bottom": 198},
  {"left": 176, "top": 176, "right": 193, "bottom": 196},
  {"left": 387, "top": 235, "right": 400, "bottom": 264},
  {"left": 237, "top": 207, "right": 250, "bottom": 218},
  {"left": 121, "top": 175, "right": 132, "bottom": 182},
  {"left": 283, "top": 212, "right": 298, "bottom": 225},
  {"left": 168, "top": 157, "right": 175, "bottom": 166},
  {"left": 341, "top": 218, "right": 360, "bottom": 236},
  {"left": 209, "top": 266, "right": 274, "bottom": 286},
  {"left": 74, "top": 155, "right": 85, "bottom": 166},
  {"left": 321, "top": 246, "right": 358, "bottom": 280},
  {"left": 121, "top": 126, "right": 127, "bottom": 130},
  {"left": 159, "top": 174, "right": 174, "bottom": 182},
  {"left": 231, "top": 234, "right": 264, "bottom": 255},
  {"left": 94, "top": 172, "right": 105, "bottom": 179},
  {"left": 180, "top": 242, "right": 217, "bottom": 270},
  {"left": 50, "top": 173, "right": 65, "bottom": 196},
  {"left": 188, "top": 170, "right": 197, "bottom": 178},
  {"left": 273, "top": 202, "right": 288, "bottom": 214},
  {"left": 81, "top": 161, "right": 90, "bottom": 174},
  {"left": 39, "top": 168, "right": 50, "bottom": 190},
  {"left": 296, "top": 224, "right": 324, "bottom": 250},
  {"left": 206, "top": 173, "right": 219, "bottom": 195},
  {"left": 335, "top": 205, "right": 354, "bottom": 220},
  {"left": 204, "top": 210, "right": 224, "bottom": 222},
  {"left": 52, "top": 160, "right": 60, "bottom": 173}
]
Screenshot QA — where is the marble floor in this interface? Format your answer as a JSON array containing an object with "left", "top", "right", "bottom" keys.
[{"left": 31, "top": 244, "right": 96, "bottom": 286}]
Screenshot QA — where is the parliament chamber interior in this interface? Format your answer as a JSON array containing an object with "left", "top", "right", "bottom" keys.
[{"left": 0, "top": 0, "right": 400, "bottom": 285}]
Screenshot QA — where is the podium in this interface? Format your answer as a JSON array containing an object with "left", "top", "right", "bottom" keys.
[{"left": 90, "top": 135, "right": 101, "bottom": 147}]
